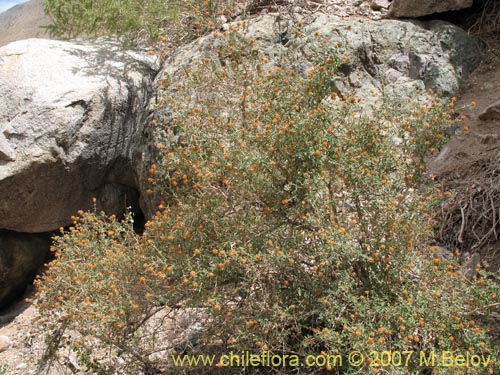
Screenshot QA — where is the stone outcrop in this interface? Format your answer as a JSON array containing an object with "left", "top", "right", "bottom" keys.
[
  {"left": 0, "top": 38, "right": 159, "bottom": 233},
  {"left": 302, "top": 15, "right": 479, "bottom": 98},
  {"left": 163, "top": 14, "right": 479, "bottom": 107},
  {"left": 390, "top": 0, "right": 474, "bottom": 18}
]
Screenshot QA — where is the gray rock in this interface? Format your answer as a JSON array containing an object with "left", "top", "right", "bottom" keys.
[
  {"left": 383, "top": 68, "right": 406, "bottom": 83},
  {"left": 426, "top": 20, "right": 481, "bottom": 80},
  {"left": 371, "top": 0, "right": 391, "bottom": 11},
  {"left": 164, "top": 15, "right": 478, "bottom": 103},
  {"left": 0, "top": 335, "right": 12, "bottom": 352},
  {"left": 390, "top": 0, "right": 473, "bottom": 18},
  {"left": 479, "top": 99, "right": 500, "bottom": 121},
  {"left": 299, "top": 16, "right": 477, "bottom": 98},
  {"left": 460, "top": 252, "right": 481, "bottom": 280},
  {"left": 200, "top": 15, "right": 473, "bottom": 98},
  {"left": 0, "top": 38, "right": 159, "bottom": 232},
  {"left": 0, "top": 230, "right": 51, "bottom": 308},
  {"left": 388, "top": 53, "right": 411, "bottom": 72},
  {"left": 433, "top": 246, "right": 453, "bottom": 258}
]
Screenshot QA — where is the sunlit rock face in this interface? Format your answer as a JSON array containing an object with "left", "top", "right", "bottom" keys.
[{"left": 0, "top": 38, "right": 159, "bottom": 233}]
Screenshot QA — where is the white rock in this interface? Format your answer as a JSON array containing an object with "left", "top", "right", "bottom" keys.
[
  {"left": 0, "top": 335, "right": 12, "bottom": 352},
  {"left": 16, "top": 362, "right": 27, "bottom": 369}
]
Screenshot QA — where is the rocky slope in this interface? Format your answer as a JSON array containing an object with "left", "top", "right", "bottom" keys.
[{"left": 0, "top": 0, "right": 49, "bottom": 47}]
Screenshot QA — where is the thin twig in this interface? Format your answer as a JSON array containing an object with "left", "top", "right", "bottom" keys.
[{"left": 458, "top": 204, "right": 466, "bottom": 244}]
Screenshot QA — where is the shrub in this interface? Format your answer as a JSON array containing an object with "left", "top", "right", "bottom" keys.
[
  {"left": 43, "top": 0, "right": 242, "bottom": 43},
  {"left": 36, "top": 26, "right": 500, "bottom": 374}
]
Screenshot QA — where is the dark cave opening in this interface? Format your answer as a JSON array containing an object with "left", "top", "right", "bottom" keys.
[{"left": 0, "top": 229, "right": 53, "bottom": 319}]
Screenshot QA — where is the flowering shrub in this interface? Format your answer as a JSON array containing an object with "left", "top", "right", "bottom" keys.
[{"left": 36, "top": 29, "right": 500, "bottom": 375}]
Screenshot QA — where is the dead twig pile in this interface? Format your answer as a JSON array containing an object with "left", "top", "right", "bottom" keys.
[
  {"left": 464, "top": 0, "right": 500, "bottom": 63},
  {"left": 437, "top": 151, "right": 500, "bottom": 254},
  {"left": 469, "top": 0, "right": 500, "bottom": 39}
]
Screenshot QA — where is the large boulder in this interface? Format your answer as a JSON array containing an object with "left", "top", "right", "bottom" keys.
[
  {"left": 0, "top": 38, "right": 159, "bottom": 232},
  {"left": 390, "top": 0, "right": 474, "bottom": 18}
]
